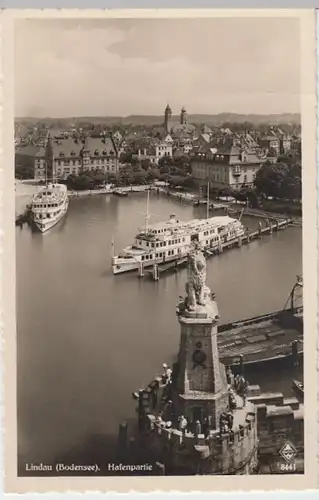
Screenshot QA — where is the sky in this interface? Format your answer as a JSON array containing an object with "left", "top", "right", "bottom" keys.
[{"left": 14, "top": 17, "right": 301, "bottom": 118}]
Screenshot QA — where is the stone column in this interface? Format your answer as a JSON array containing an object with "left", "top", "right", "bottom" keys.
[{"left": 174, "top": 300, "right": 229, "bottom": 429}]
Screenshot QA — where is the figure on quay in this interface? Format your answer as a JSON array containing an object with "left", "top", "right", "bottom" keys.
[{"left": 226, "top": 366, "right": 235, "bottom": 387}]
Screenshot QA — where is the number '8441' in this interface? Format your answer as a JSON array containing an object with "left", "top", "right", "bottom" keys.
[{"left": 281, "top": 462, "right": 296, "bottom": 472}]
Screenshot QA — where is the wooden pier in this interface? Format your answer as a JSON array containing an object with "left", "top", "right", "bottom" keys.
[
  {"left": 139, "top": 257, "right": 188, "bottom": 280},
  {"left": 139, "top": 218, "right": 292, "bottom": 281}
]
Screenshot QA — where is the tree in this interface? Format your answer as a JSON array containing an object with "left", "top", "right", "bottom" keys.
[
  {"left": 158, "top": 156, "right": 173, "bottom": 168},
  {"left": 218, "top": 187, "right": 233, "bottom": 199},
  {"left": 119, "top": 151, "right": 133, "bottom": 164},
  {"left": 132, "top": 170, "right": 148, "bottom": 184},
  {"left": 173, "top": 156, "right": 190, "bottom": 173},
  {"left": 131, "top": 156, "right": 140, "bottom": 166},
  {"left": 277, "top": 154, "right": 297, "bottom": 166},
  {"left": 147, "top": 168, "right": 160, "bottom": 180},
  {"left": 237, "top": 186, "right": 259, "bottom": 207},
  {"left": 254, "top": 162, "right": 285, "bottom": 198},
  {"left": 280, "top": 163, "right": 302, "bottom": 200},
  {"left": 160, "top": 165, "right": 170, "bottom": 174},
  {"left": 67, "top": 174, "right": 95, "bottom": 190},
  {"left": 254, "top": 161, "right": 301, "bottom": 200},
  {"left": 15, "top": 164, "right": 34, "bottom": 179},
  {"left": 170, "top": 166, "right": 186, "bottom": 177},
  {"left": 167, "top": 175, "right": 188, "bottom": 188},
  {"left": 183, "top": 176, "right": 197, "bottom": 189},
  {"left": 141, "top": 158, "right": 151, "bottom": 171}
]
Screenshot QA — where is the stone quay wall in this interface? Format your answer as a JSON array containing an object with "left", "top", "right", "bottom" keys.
[{"left": 137, "top": 375, "right": 258, "bottom": 474}]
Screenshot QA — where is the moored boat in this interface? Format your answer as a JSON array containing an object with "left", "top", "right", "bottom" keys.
[
  {"left": 112, "top": 185, "right": 246, "bottom": 275},
  {"left": 31, "top": 183, "right": 69, "bottom": 233},
  {"left": 113, "top": 188, "right": 129, "bottom": 197},
  {"left": 216, "top": 276, "right": 303, "bottom": 367},
  {"left": 112, "top": 211, "right": 245, "bottom": 275}
]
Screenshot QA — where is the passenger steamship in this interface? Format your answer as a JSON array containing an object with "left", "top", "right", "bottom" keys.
[
  {"left": 31, "top": 182, "right": 69, "bottom": 233},
  {"left": 112, "top": 197, "right": 245, "bottom": 275}
]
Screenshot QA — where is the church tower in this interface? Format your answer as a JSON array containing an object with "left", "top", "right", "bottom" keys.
[
  {"left": 180, "top": 106, "right": 188, "bottom": 125},
  {"left": 164, "top": 104, "right": 172, "bottom": 134}
]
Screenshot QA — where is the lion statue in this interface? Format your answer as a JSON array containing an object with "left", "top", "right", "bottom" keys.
[{"left": 185, "top": 242, "right": 208, "bottom": 310}]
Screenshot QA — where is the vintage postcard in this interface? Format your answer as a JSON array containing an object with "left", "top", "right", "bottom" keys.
[{"left": 1, "top": 8, "right": 318, "bottom": 493}]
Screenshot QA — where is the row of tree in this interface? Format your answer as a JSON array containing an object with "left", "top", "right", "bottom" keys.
[
  {"left": 197, "top": 159, "right": 302, "bottom": 206},
  {"left": 23, "top": 153, "right": 301, "bottom": 208},
  {"left": 62, "top": 158, "right": 301, "bottom": 203},
  {"left": 254, "top": 161, "right": 301, "bottom": 201}
]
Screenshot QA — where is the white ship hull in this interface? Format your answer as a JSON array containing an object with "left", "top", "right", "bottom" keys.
[
  {"left": 33, "top": 199, "right": 69, "bottom": 233},
  {"left": 112, "top": 252, "right": 186, "bottom": 275},
  {"left": 31, "top": 183, "right": 69, "bottom": 233},
  {"left": 112, "top": 233, "right": 245, "bottom": 275},
  {"left": 112, "top": 203, "right": 246, "bottom": 276}
]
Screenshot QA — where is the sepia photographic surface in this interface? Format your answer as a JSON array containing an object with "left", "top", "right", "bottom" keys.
[{"left": 2, "top": 8, "right": 318, "bottom": 493}]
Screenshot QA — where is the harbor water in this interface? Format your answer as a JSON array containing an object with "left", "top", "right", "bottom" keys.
[{"left": 16, "top": 192, "right": 303, "bottom": 468}]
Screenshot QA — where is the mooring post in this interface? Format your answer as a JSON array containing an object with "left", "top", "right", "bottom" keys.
[
  {"left": 218, "top": 240, "right": 223, "bottom": 253},
  {"left": 269, "top": 219, "right": 273, "bottom": 234},
  {"left": 258, "top": 221, "right": 262, "bottom": 238},
  {"left": 237, "top": 235, "right": 242, "bottom": 247},
  {"left": 138, "top": 261, "right": 144, "bottom": 277},
  {"left": 153, "top": 263, "right": 159, "bottom": 281},
  {"left": 275, "top": 220, "right": 279, "bottom": 231}
]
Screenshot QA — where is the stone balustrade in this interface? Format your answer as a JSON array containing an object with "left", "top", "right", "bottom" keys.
[{"left": 136, "top": 373, "right": 257, "bottom": 457}]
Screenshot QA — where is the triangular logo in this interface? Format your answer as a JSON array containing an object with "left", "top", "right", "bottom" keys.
[{"left": 279, "top": 441, "right": 297, "bottom": 462}]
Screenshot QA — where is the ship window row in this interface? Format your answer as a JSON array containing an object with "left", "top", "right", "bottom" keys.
[
  {"left": 36, "top": 210, "right": 61, "bottom": 219},
  {"left": 206, "top": 236, "right": 219, "bottom": 245},
  {"left": 141, "top": 249, "right": 178, "bottom": 261},
  {"left": 33, "top": 202, "right": 61, "bottom": 208},
  {"left": 204, "top": 229, "right": 217, "bottom": 236},
  {"left": 143, "top": 237, "right": 186, "bottom": 248}
]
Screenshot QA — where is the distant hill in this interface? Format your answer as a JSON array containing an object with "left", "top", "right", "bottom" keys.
[{"left": 15, "top": 112, "right": 301, "bottom": 128}]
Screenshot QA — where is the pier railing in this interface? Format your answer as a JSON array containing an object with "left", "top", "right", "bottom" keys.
[
  {"left": 139, "top": 218, "right": 294, "bottom": 281},
  {"left": 134, "top": 374, "right": 257, "bottom": 470}
]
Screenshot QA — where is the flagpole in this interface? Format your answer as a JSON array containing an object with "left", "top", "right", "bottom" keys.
[
  {"left": 111, "top": 235, "right": 115, "bottom": 258},
  {"left": 145, "top": 189, "right": 150, "bottom": 232}
]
